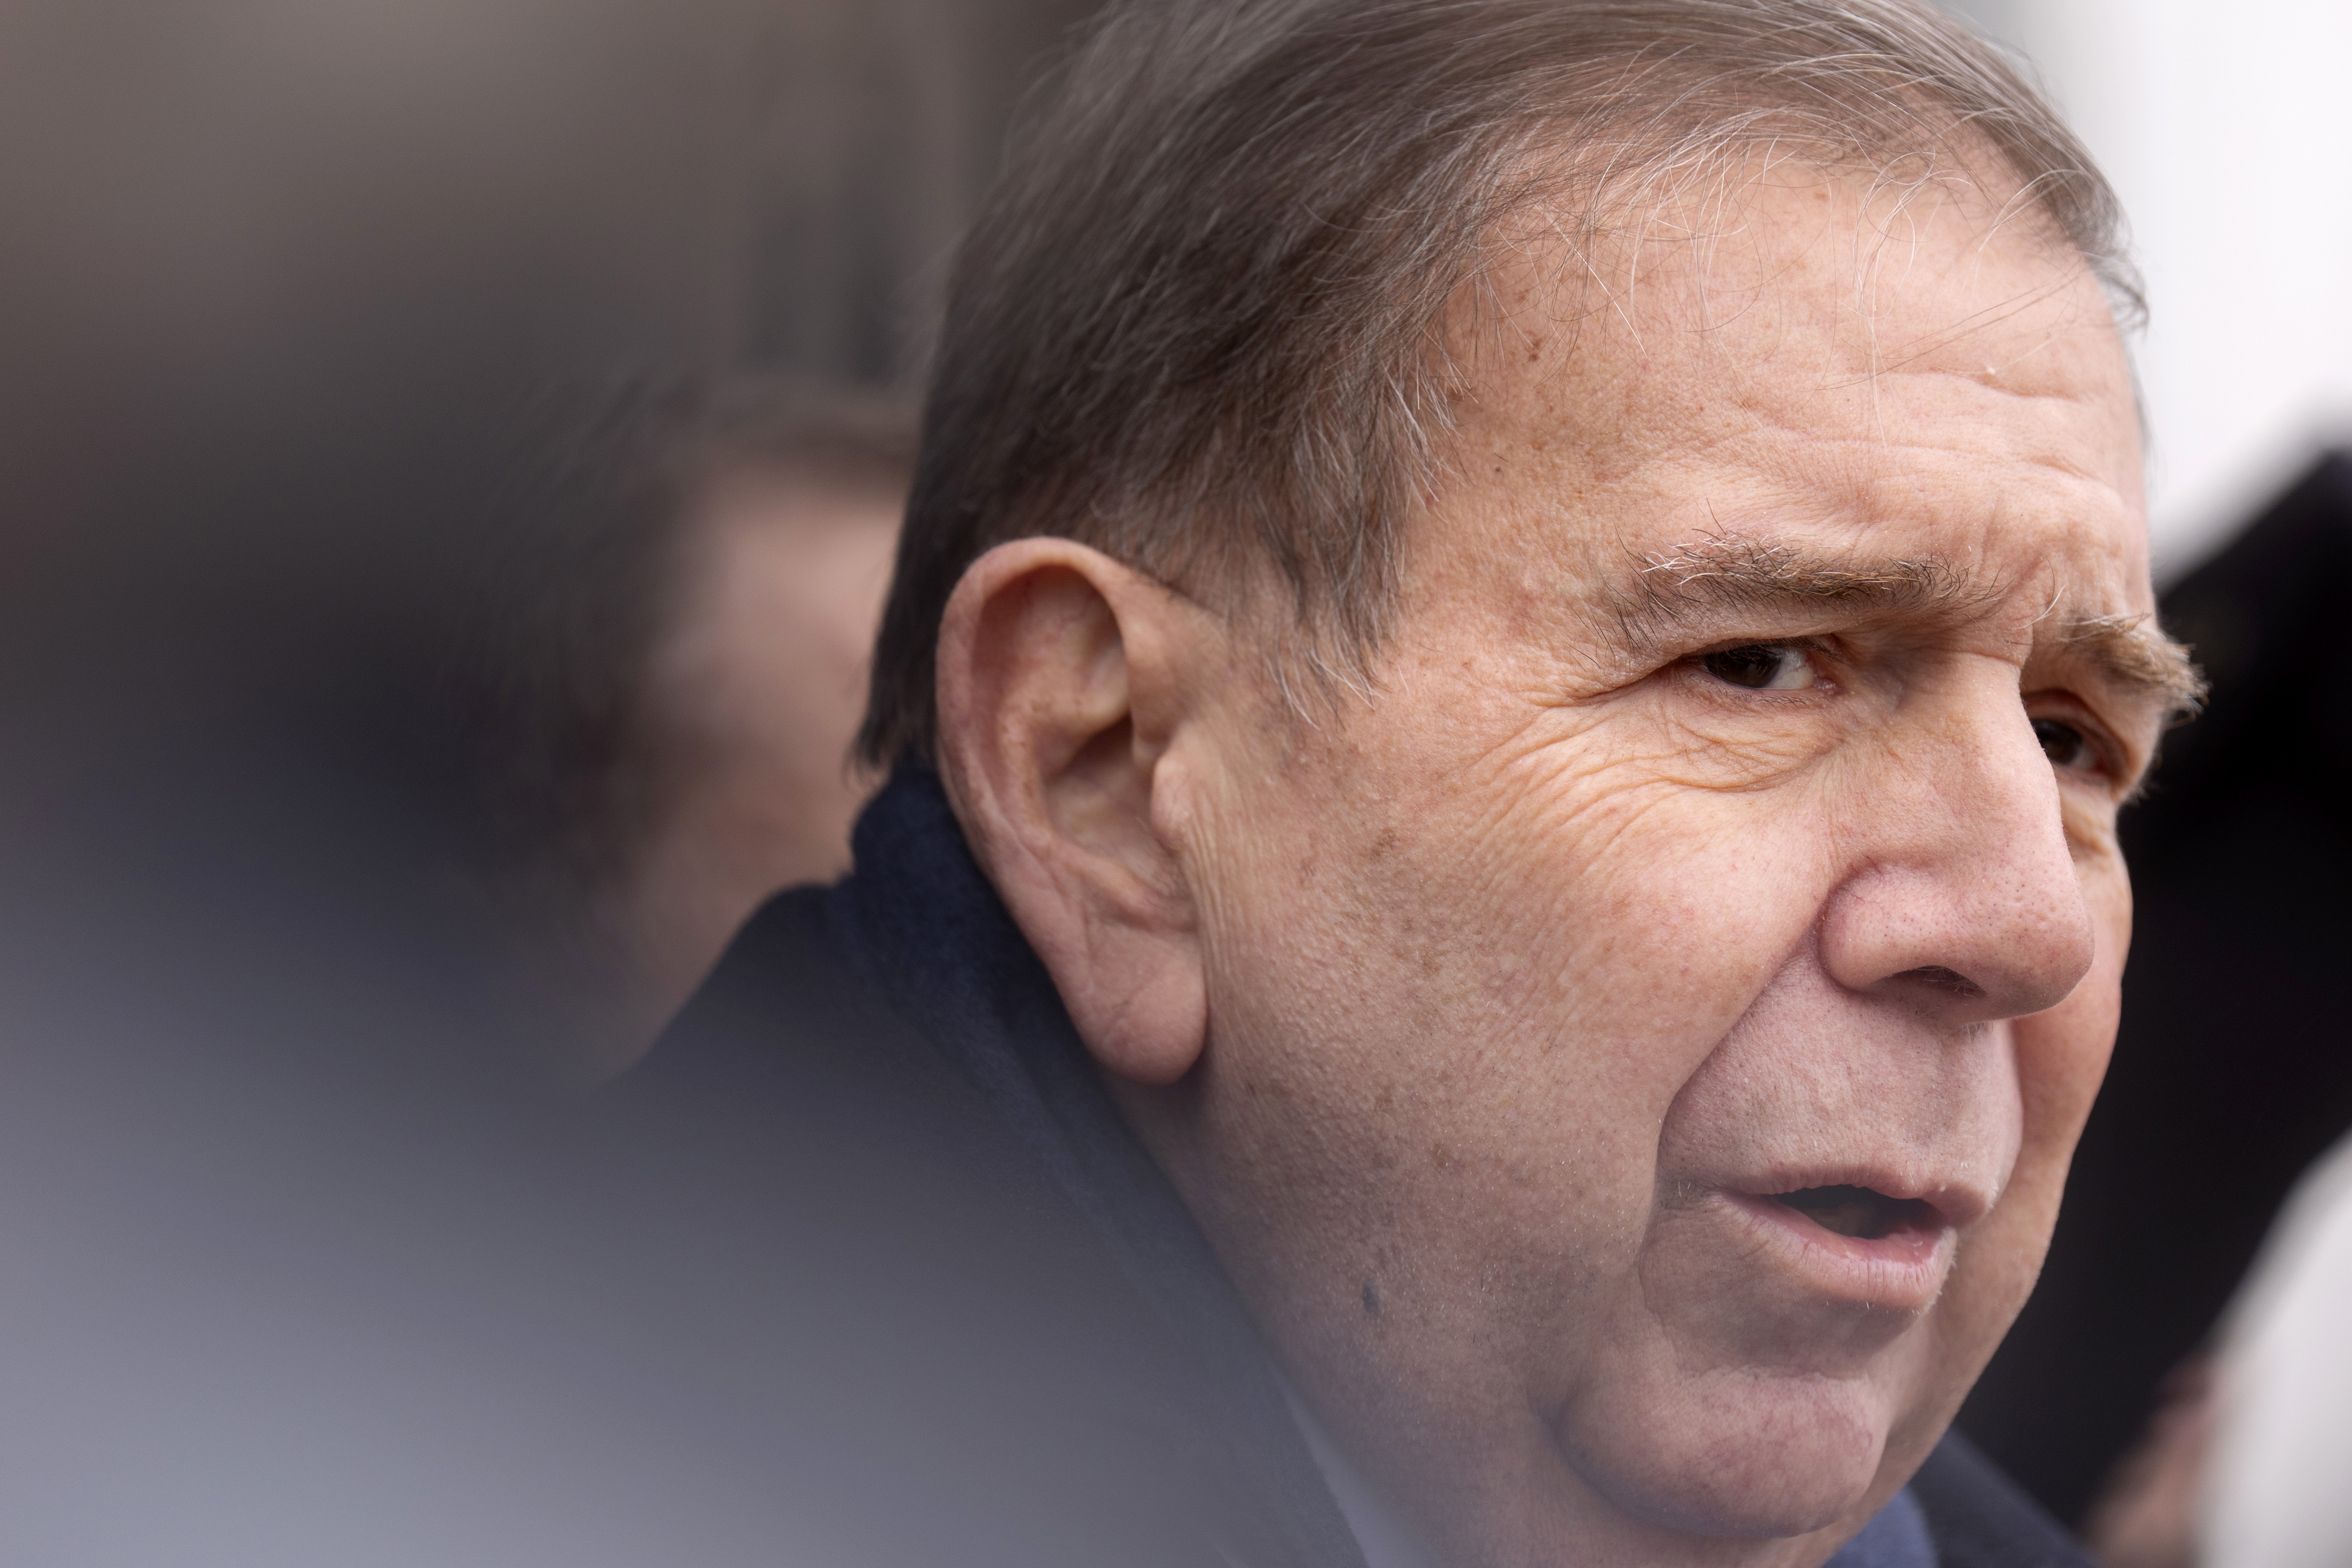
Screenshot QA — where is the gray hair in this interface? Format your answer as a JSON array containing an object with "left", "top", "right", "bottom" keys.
[{"left": 857, "top": 0, "right": 2135, "bottom": 769}]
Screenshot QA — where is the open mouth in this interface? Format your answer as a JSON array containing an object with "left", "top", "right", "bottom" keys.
[{"left": 1769, "top": 1185, "right": 1938, "bottom": 1241}]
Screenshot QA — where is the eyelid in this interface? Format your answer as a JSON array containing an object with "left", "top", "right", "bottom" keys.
[
  {"left": 1683, "top": 634, "right": 1839, "bottom": 676},
  {"left": 2026, "top": 694, "right": 2133, "bottom": 788},
  {"left": 1680, "top": 636, "right": 1839, "bottom": 697},
  {"left": 1690, "top": 633, "right": 1831, "bottom": 657}
]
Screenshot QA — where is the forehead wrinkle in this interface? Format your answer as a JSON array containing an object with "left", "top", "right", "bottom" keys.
[
  {"left": 1824, "top": 269, "right": 2095, "bottom": 389},
  {"left": 1660, "top": 405, "right": 2136, "bottom": 509}
]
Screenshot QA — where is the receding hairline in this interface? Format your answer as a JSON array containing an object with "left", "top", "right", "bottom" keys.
[{"left": 1436, "top": 117, "right": 2112, "bottom": 410}]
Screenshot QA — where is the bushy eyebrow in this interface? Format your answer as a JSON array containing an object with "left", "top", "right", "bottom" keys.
[
  {"left": 1606, "top": 534, "right": 2207, "bottom": 719},
  {"left": 2058, "top": 613, "right": 2208, "bottom": 725},
  {"left": 1606, "top": 535, "right": 2004, "bottom": 654}
]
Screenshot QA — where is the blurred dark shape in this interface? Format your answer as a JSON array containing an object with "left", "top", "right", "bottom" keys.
[
  {"left": 486, "top": 378, "right": 914, "bottom": 1077},
  {"left": 746, "top": 0, "right": 1109, "bottom": 382},
  {"left": 589, "top": 852, "right": 1282, "bottom": 1568},
  {"left": 0, "top": 0, "right": 765, "bottom": 1039},
  {"left": 2080, "top": 1130, "right": 2352, "bottom": 1568},
  {"left": 1959, "top": 450, "right": 2352, "bottom": 1525},
  {"left": 0, "top": 0, "right": 1102, "bottom": 1045}
]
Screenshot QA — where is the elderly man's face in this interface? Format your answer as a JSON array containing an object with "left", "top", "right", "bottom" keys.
[{"left": 1115, "top": 173, "right": 2178, "bottom": 1564}]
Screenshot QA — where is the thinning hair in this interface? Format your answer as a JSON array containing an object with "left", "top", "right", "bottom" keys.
[{"left": 857, "top": 0, "right": 2136, "bottom": 769}]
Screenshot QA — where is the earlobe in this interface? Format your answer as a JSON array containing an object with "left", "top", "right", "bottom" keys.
[{"left": 933, "top": 538, "right": 1212, "bottom": 1086}]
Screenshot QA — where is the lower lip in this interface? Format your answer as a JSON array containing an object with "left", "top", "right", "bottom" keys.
[{"left": 1714, "top": 1192, "right": 1957, "bottom": 1311}]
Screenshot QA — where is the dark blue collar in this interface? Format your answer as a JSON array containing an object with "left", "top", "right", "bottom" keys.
[
  {"left": 826, "top": 767, "right": 1241, "bottom": 1333},
  {"left": 1830, "top": 1487, "right": 1936, "bottom": 1568}
]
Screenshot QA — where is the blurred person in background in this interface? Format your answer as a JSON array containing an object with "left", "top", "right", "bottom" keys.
[
  {"left": 0, "top": 0, "right": 796, "bottom": 1553},
  {"left": 492, "top": 380, "right": 912, "bottom": 1077},
  {"left": 608, "top": 384, "right": 909, "bottom": 1062},
  {"left": 0, "top": 0, "right": 965, "bottom": 1559}
]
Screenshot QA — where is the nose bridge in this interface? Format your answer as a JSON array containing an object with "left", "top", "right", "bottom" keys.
[{"left": 1823, "top": 664, "right": 2096, "bottom": 1019}]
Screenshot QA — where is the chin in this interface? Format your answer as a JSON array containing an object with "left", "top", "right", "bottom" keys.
[{"left": 1556, "top": 1367, "right": 1895, "bottom": 1539}]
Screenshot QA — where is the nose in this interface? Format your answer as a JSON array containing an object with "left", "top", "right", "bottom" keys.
[{"left": 1815, "top": 668, "right": 2097, "bottom": 1024}]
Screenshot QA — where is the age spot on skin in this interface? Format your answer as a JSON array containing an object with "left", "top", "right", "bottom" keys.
[{"left": 1362, "top": 1280, "right": 1382, "bottom": 1319}]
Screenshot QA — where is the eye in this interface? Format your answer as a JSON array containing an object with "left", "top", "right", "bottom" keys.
[
  {"left": 1699, "top": 643, "right": 1816, "bottom": 691},
  {"left": 2032, "top": 717, "right": 2096, "bottom": 771}
]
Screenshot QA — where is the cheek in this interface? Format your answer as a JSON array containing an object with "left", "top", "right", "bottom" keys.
[
  {"left": 1185, "top": 692, "right": 1847, "bottom": 1332},
  {"left": 1218, "top": 694, "right": 1838, "bottom": 1080}
]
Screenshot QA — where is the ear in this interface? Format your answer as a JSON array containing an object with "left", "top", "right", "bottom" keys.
[{"left": 933, "top": 538, "right": 1215, "bottom": 1086}]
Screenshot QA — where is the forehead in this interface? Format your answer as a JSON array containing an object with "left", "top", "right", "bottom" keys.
[{"left": 1434, "top": 165, "right": 2150, "bottom": 621}]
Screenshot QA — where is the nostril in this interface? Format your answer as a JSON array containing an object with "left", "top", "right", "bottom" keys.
[{"left": 1893, "top": 965, "right": 1985, "bottom": 998}]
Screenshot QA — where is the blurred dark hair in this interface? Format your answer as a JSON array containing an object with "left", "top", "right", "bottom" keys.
[{"left": 859, "top": 0, "right": 2135, "bottom": 769}]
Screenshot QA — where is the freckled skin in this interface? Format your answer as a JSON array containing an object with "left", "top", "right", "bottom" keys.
[{"left": 1111, "top": 171, "right": 2163, "bottom": 1568}]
